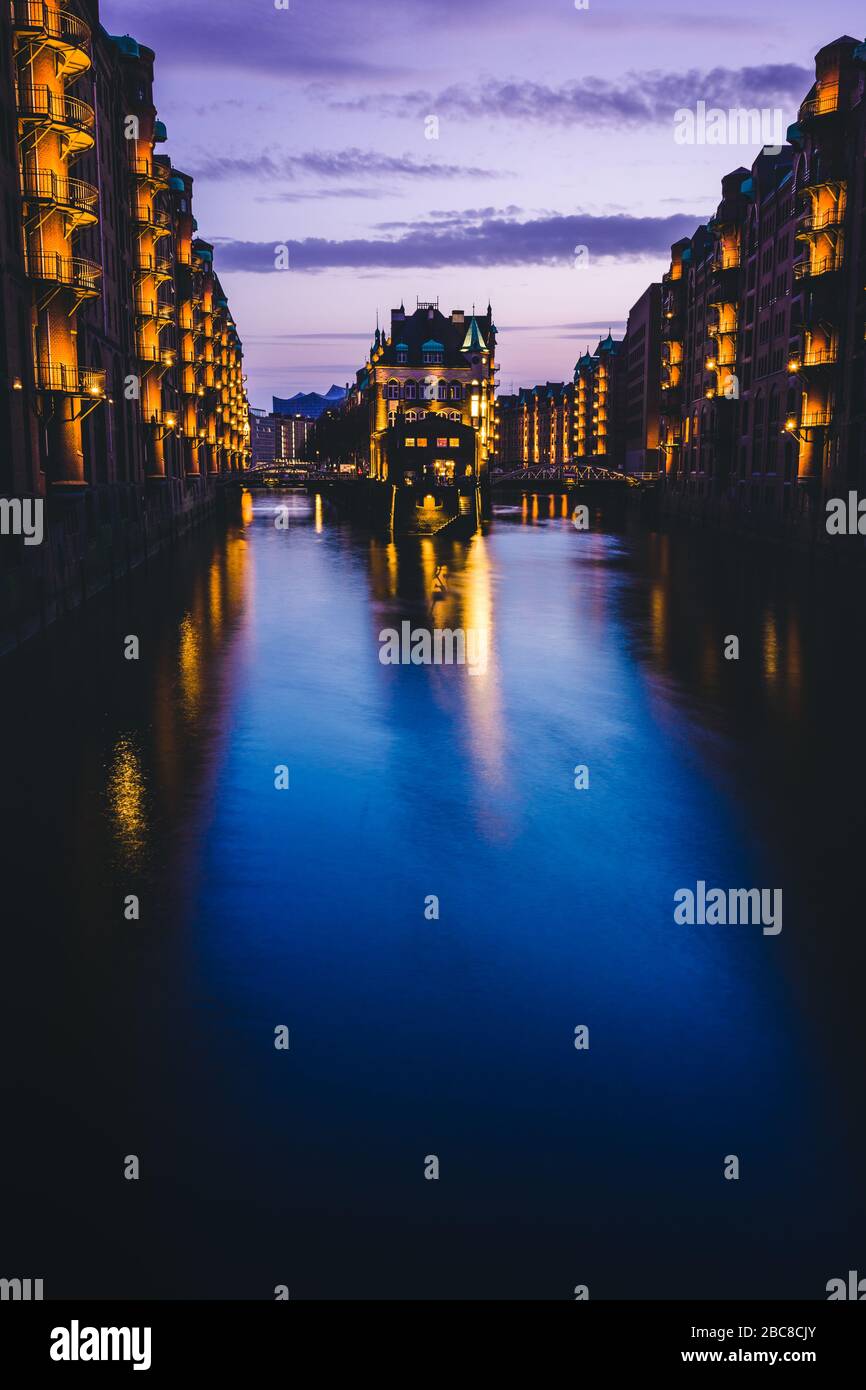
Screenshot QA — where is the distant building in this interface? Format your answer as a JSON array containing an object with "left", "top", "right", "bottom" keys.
[
  {"left": 249, "top": 409, "right": 276, "bottom": 467},
  {"left": 273, "top": 385, "right": 346, "bottom": 421},
  {"left": 573, "top": 333, "right": 628, "bottom": 465},
  {"left": 276, "top": 414, "right": 312, "bottom": 462},
  {"left": 624, "top": 284, "right": 662, "bottom": 474},
  {"left": 494, "top": 393, "right": 520, "bottom": 467},
  {"left": 249, "top": 410, "right": 313, "bottom": 465}
]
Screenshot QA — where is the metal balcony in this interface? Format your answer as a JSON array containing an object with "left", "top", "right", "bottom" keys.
[
  {"left": 134, "top": 253, "right": 174, "bottom": 282},
  {"left": 11, "top": 1, "right": 92, "bottom": 77},
  {"left": 26, "top": 249, "right": 101, "bottom": 295},
  {"left": 131, "top": 202, "right": 172, "bottom": 234},
  {"left": 798, "top": 91, "right": 839, "bottom": 122},
  {"left": 135, "top": 296, "right": 175, "bottom": 323},
  {"left": 797, "top": 208, "right": 846, "bottom": 239},
  {"left": 800, "top": 409, "right": 832, "bottom": 428},
  {"left": 16, "top": 84, "right": 95, "bottom": 154},
  {"left": 802, "top": 346, "right": 838, "bottom": 366},
  {"left": 128, "top": 157, "right": 170, "bottom": 187},
  {"left": 34, "top": 361, "right": 106, "bottom": 395},
  {"left": 20, "top": 168, "right": 98, "bottom": 227},
  {"left": 793, "top": 254, "right": 844, "bottom": 280}
]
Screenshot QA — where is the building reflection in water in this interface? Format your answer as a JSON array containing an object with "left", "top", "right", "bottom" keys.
[
  {"left": 104, "top": 517, "right": 251, "bottom": 875},
  {"left": 365, "top": 524, "right": 507, "bottom": 836},
  {"left": 106, "top": 733, "right": 148, "bottom": 872}
]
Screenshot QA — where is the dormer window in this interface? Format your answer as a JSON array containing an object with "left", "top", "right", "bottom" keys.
[
  {"left": 423, "top": 350, "right": 443, "bottom": 365},
  {"left": 397, "top": 350, "right": 408, "bottom": 365}
]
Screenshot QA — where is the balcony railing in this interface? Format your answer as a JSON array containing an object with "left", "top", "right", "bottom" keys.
[
  {"left": 26, "top": 250, "right": 101, "bottom": 293},
  {"left": 16, "top": 84, "right": 95, "bottom": 144},
  {"left": 10, "top": 2, "right": 91, "bottom": 72},
  {"left": 799, "top": 207, "right": 846, "bottom": 233},
  {"left": 135, "top": 296, "right": 175, "bottom": 322},
  {"left": 793, "top": 254, "right": 844, "bottom": 279},
  {"left": 798, "top": 91, "right": 839, "bottom": 121},
  {"left": 19, "top": 168, "right": 98, "bottom": 222},
  {"left": 132, "top": 202, "right": 171, "bottom": 231},
  {"left": 135, "top": 253, "right": 173, "bottom": 280},
  {"left": 34, "top": 361, "right": 106, "bottom": 396},
  {"left": 801, "top": 410, "right": 832, "bottom": 428},
  {"left": 802, "top": 346, "right": 838, "bottom": 366},
  {"left": 711, "top": 253, "right": 740, "bottom": 274}
]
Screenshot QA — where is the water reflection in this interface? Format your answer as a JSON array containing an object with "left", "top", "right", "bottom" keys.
[
  {"left": 2, "top": 490, "right": 864, "bottom": 1300},
  {"left": 106, "top": 733, "right": 147, "bottom": 871}
]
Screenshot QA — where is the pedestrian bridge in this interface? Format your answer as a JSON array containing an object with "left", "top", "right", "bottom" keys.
[{"left": 492, "top": 466, "right": 654, "bottom": 488}]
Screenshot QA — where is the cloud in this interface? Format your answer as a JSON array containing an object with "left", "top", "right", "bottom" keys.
[
  {"left": 191, "top": 148, "right": 501, "bottom": 184},
  {"left": 331, "top": 64, "right": 812, "bottom": 128},
  {"left": 211, "top": 209, "right": 703, "bottom": 273}
]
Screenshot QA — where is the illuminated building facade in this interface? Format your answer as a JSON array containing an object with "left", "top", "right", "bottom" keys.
[
  {"left": 492, "top": 392, "right": 519, "bottom": 467},
  {"left": 573, "top": 334, "right": 627, "bottom": 465},
  {"left": 0, "top": 2, "right": 249, "bottom": 504},
  {"left": 657, "top": 36, "right": 866, "bottom": 526},
  {"left": 355, "top": 299, "right": 497, "bottom": 487}
]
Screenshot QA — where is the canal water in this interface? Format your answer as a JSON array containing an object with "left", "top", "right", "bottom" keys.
[{"left": 1, "top": 492, "right": 864, "bottom": 1299}]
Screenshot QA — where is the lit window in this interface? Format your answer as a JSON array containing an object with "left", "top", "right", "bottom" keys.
[
  {"left": 449, "top": 438, "right": 460, "bottom": 447},
  {"left": 416, "top": 437, "right": 428, "bottom": 446},
  {"left": 405, "top": 438, "right": 415, "bottom": 447},
  {"left": 436, "top": 437, "right": 448, "bottom": 447}
]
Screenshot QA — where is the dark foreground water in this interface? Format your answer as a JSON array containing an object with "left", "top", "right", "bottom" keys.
[{"left": 1, "top": 492, "right": 864, "bottom": 1300}]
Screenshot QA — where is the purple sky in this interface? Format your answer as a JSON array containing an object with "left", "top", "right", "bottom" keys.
[{"left": 101, "top": 0, "right": 861, "bottom": 408}]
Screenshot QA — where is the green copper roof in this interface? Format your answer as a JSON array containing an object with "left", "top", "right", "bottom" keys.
[
  {"left": 110, "top": 35, "right": 140, "bottom": 57},
  {"left": 154, "top": 120, "right": 168, "bottom": 144},
  {"left": 170, "top": 176, "right": 185, "bottom": 191},
  {"left": 461, "top": 316, "right": 487, "bottom": 352},
  {"left": 422, "top": 339, "right": 444, "bottom": 351}
]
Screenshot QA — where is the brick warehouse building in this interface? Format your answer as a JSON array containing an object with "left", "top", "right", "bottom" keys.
[
  {"left": 0, "top": 1, "right": 249, "bottom": 643},
  {"left": 498, "top": 34, "right": 866, "bottom": 523}
]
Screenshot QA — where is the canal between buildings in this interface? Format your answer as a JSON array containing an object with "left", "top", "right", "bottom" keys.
[{"left": 2, "top": 491, "right": 864, "bottom": 1298}]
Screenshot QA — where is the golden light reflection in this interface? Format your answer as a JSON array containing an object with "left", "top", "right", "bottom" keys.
[
  {"left": 461, "top": 535, "right": 505, "bottom": 811},
  {"left": 178, "top": 611, "right": 202, "bottom": 718},
  {"left": 208, "top": 558, "right": 223, "bottom": 632},
  {"left": 240, "top": 488, "right": 254, "bottom": 526},
  {"left": 763, "top": 610, "right": 780, "bottom": 682},
  {"left": 315, "top": 493, "right": 323, "bottom": 534},
  {"left": 649, "top": 584, "right": 666, "bottom": 659},
  {"left": 107, "top": 734, "right": 147, "bottom": 870}
]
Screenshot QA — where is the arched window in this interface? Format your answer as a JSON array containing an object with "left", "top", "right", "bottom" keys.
[
  {"left": 437, "top": 381, "right": 447, "bottom": 401},
  {"left": 386, "top": 380, "right": 399, "bottom": 400},
  {"left": 449, "top": 382, "right": 462, "bottom": 401},
  {"left": 404, "top": 380, "right": 417, "bottom": 400},
  {"left": 406, "top": 410, "right": 417, "bottom": 422}
]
